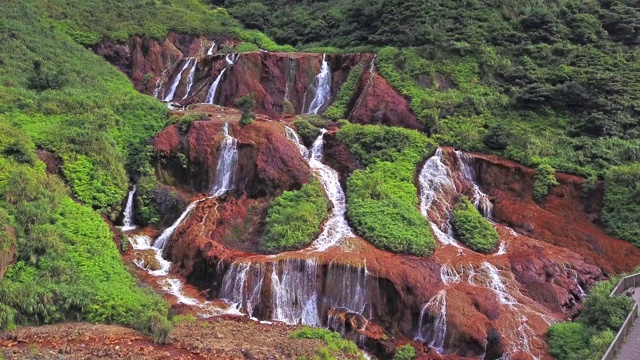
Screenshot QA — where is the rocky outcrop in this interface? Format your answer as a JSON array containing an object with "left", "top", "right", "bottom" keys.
[
  {"left": 152, "top": 108, "right": 310, "bottom": 197},
  {"left": 94, "top": 34, "right": 420, "bottom": 129}
]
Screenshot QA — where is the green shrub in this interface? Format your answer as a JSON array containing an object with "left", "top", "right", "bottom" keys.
[
  {"left": 261, "top": 179, "right": 330, "bottom": 252},
  {"left": 534, "top": 164, "right": 558, "bottom": 201},
  {"left": 3, "top": 140, "right": 36, "bottom": 165},
  {"left": 237, "top": 94, "right": 256, "bottom": 127},
  {"left": 602, "top": 164, "right": 640, "bottom": 246},
  {"left": 338, "top": 124, "right": 437, "bottom": 256},
  {"left": 336, "top": 119, "right": 350, "bottom": 128},
  {"left": 450, "top": 196, "right": 499, "bottom": 253},
  {"left": 393, "top": 344, "right": 416, "bottom": 360},
  {"left": 236, "top": 42, "right": 260, "bottom": 53},
  {"left": 588, "top": 330, "right": 615, "bottom": 360},
  {"left": 547, "top": 322, "right": 590, "bottom": 360},
  {"left": 325, "top": 61, "right": 365, "bottom": 121},
  {"left": 293, "top": 119, "right": 320, "bottom": 146},
  {"left": 27, "top": 61, "right": 66, "bottom": 92},
  {"left": 291, "top": 326, "right": 359, "bottom": 355},
  {"left": 579, "top": 280, "right": 634, "bottom": 331}
]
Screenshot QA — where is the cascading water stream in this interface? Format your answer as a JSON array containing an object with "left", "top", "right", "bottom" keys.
[
  {"left": 163, "top": 58, "right": 193, "bottom": 102},
  {"left": 220, "top": 262, "right": 266, "bottom": 318},
  {"left": 181, "top": 59, "right": 198, "bottom": 100},
  {"left": 207, "top": 41, "right": 216, "bottom": 56},
  {"left": 205, "top": 68, "right": 226, "bottom": 104},
  {"left": 121, "top": 185, "right": 137, "bottom": 232},
  {"left": 455, "top": 150, "right": 493, "bottom": 219},
  {"left": 415, "top": 290, "right": 447, "bottom": 353},
  {"left": 271, "top": 259, "right": 322, "bottom": 326},
  {"left": 225, "top": 53, "right": 239, "bottom": 65},
  {"left": 210, "top": 123, "right": 238, "bottom": 196},
  {"left": 418, "top": 148, "right": 461, "bottom": 247},
  {"left": 306, "top": 54, "right": 331, "bottom": 114}
]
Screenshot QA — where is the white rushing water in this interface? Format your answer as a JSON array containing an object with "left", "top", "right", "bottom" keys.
[
  {"left": 154, "top": 201, "right": 200, "bottom": 251},
  {"left": 220, "top": 262, "right": 266, "bottom": 318},
  {"left": 163, "top": 58, "right": 193, "bottom": 102},
  {"left": 284, "top": 127, "right": 354, "bottom": 250},
  {"left": 181, "top": 59, "right": 198, "bottom": 100},
  {"left": 225, "top": 53, "right": 239, "bottom": 66},
  {"left": 207, "top": 41, "right": 216, "bottom": 56},
  {"left": 121, "top": 185, "right": 137, "bottom": 232},
  {"left": 271, "top": 259, "right": 322, "bottom": 326},
  {"left": 455, "top": 150, "right": 493, "bottom": 219},
  {"left": 416, "top": 290, "right": 447, "bottom": 353},
  {"left": 306, "top": 55, "right": 332, "bottom": 114},
  {"left": 211, "top": 123, "right": 238, "bottom": 196},
  {"left": 128, "top": 235, "right": 172, "bottom": 276},
  {"left": 308, "top": 130, "right": 355, "bottom": 250},
  {"left": 205, "top": 68, "right": 226, "bottom": 104}
]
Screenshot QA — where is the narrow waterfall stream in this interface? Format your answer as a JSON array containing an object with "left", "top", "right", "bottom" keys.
[
  {"left": 163, "top": 58, "right": 193, "bottom": 102},
  {"left": 181, "top": 59, "right": 198, "bottom": 100},
  {"left": 122, "top": 122, "right": 242, "bottom": 315},
  {"left": 210, "top": 123, "right": 238, "bottom": 196},
  {"left": 306, "top": 54, "right": 331, "bottom": 114},
  {"left": 207, "top": 41, "right": 216, "bottom": 56},
  {"left": 415, "top": 290, "right": 447, "bottom": 353},
  {"left": 205, "top": 68, "right": 226, "bottom": 104},
  {"left": 121, "top": 185, "right": 137, "bottom": 232}
]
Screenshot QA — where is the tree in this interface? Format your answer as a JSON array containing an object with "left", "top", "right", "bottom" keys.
[{"left": 236, "top": 94, "right": 256, "bottom": 127}]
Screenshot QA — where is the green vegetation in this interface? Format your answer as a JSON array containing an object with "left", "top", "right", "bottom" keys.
[
  {"left": 237, "top": 94, "right": 256, "bottom": 127},
  {"left": 338, "top": 124, "right": 437, "bottom": 256},
  {"left": 534, "top": 164, "right": 559, "bottom": 201},
  {"left": 451, "top": 196, "right": 499, "bottom": 254},
  {"left": 230, "top": 0, "right": 640, "bottom": 246},
  {"left": 547, "top": 278, "right": 634, "bottom": 360},
  {"left": 0, "top": 124, "right": 170, "bottom": 340},
  {"left": 324, "top": 61, "right": 366, "bottom": 121},
  {"left": 393, "top": 344, "right": 416, "bottom": 360},
  {"left": 261, "top": 179, "right": 330, "bottom": 253},
  {"left": 293, "top": 119, "right": 322, "bottom": 146},
  {"left": 603, "top": 164, "right": 640, "bottom": 246},
  {"left": 291, "top": 326, "right": 364, "bottom": 359}
]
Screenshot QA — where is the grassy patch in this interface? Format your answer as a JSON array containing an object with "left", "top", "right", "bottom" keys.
[
  {"left": 261, "top": 179, "right": 330, "bottom": 253},
  {"left": 324, "top": 61, "right": 366, "bottom": 121},
  {"left": 291, "top": 326, "right": 362, "bottom": 359},
  {"left": 451, "top": 196, "right": 499, "bottom": 254},
  {"left": 602, "top": 164, "right": 640, "bottom": 246},
  {"left": 546, "top": 277, "right": 634, "bottom": 360},
  {"left": 338, "top": 124, "right": 437, "bottom": 256}
]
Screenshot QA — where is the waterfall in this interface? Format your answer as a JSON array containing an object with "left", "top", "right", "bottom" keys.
[
  {"left": 205, "top": 68, "right": 226, "bottom": 104},
  {"left": 418, "top": 148, "right": 460, "bottom": 247},
  {"left": 285, "top": 126, "right": 310, "bottom": 159},
  {"left": 207, "top": 41, "right": 216, "bottom": 56},
  {"left": 348, "top": 55, "right": 377, "bottom": 119},
  {"left": 181, "top": 59, "right": 198, "bottom": 100},
  {"left": 210, "top": 123, "right": 239, "bottom": 196},
  {"left": 454, "top": 150, "right": 493, "bottom": 219},
  {"left": 163, "top": 58, "right": 193, "bottom": 102},
  {"left": 121, "top": 185, "right": 137, "bottom": 231},
  {"left": 153, "top": 201, "right": 199, "bottom": 251},
  {"left": 308, "top": 130, "right": 355, "bottom": 250},
  {"left": 161, "top": 278, "right": 200, "bottom": 306},
  {"left": 220, "top": 262, "right": 266, "bottom": 317},
  {"left": 480, "top": 262, "right": 518, "bottom": 305},
  {"left": 225, "top": 53, "right": 239, "bottom": 66},
  {"left": 128, "top": 235, "right": 172, "bottom": 276},
  {"left": 415, "top": 290, "right": 447, "bottom": 353},
  {"left": 271, "top": 259, "right": 322, "bottom": 326},
  {"left": 284, "top": 126, "right": 354, "bottom": 250},
  {"left": 306, "top": 55, "right": 332, "bottom": 114},
  {"left": 440, "top": 265, "right": 462, "bottom": 285}
]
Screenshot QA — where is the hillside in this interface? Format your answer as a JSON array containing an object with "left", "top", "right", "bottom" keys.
[{"left": 1, "top": 1, "right": 639, "bottom": 360}]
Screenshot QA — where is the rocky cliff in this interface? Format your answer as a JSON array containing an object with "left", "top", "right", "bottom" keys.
[{"left": 94, "top": 34, "right": 421, "bottom": 129}]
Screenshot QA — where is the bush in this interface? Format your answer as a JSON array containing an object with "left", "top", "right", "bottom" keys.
[
  {"left": 235, "top": 42, "right": 260, "bottom": 52},
  {"left": 338, "top": 124, "right": 437, "bottom": 256},
  {"left": 291, "top": 326, "right": 359, "bottom": 355},
  {"left": 261, "top": 179, "right": 330, "bottom": 252},
  {"left": 394, "top": 344, "right": 416, "bottom": 360},
  {"left": 27, "top": 61, "right": 66, "bottom": 92},
  {"left": 324, "top": 61, "right": 365, "bottom": 121},
  {"left": 534, "top": 164, "right": 558, "bottom": 201},
  {"left": 451, "top": 196, "right": 499, "bottom": 253},
  {"left": 293, "top": 119, "right": 321, "bottom": 146},
  {"left": 547, "top": 322, "right": 590, "bottom": 360},
  {"left": 602, "top": 164, "right": 640, "bottom": 246},
  {"left": 237, "top": 94, "right": 256, "bottom": 127}
]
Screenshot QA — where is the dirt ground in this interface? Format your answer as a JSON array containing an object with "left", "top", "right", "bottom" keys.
[{"left": 0, "top": 319, "right": 331, "bottom": 359}]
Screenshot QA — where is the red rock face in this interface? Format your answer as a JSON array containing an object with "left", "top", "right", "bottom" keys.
[
  {"left": 348, "top": 69, "right": 425, "bottom": 131},
  {"left": 152, "top": 110, "right": 310, "bottom": 197},
  {"left": 94, "top": 35, "right": 420, "bottom": 127}
]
